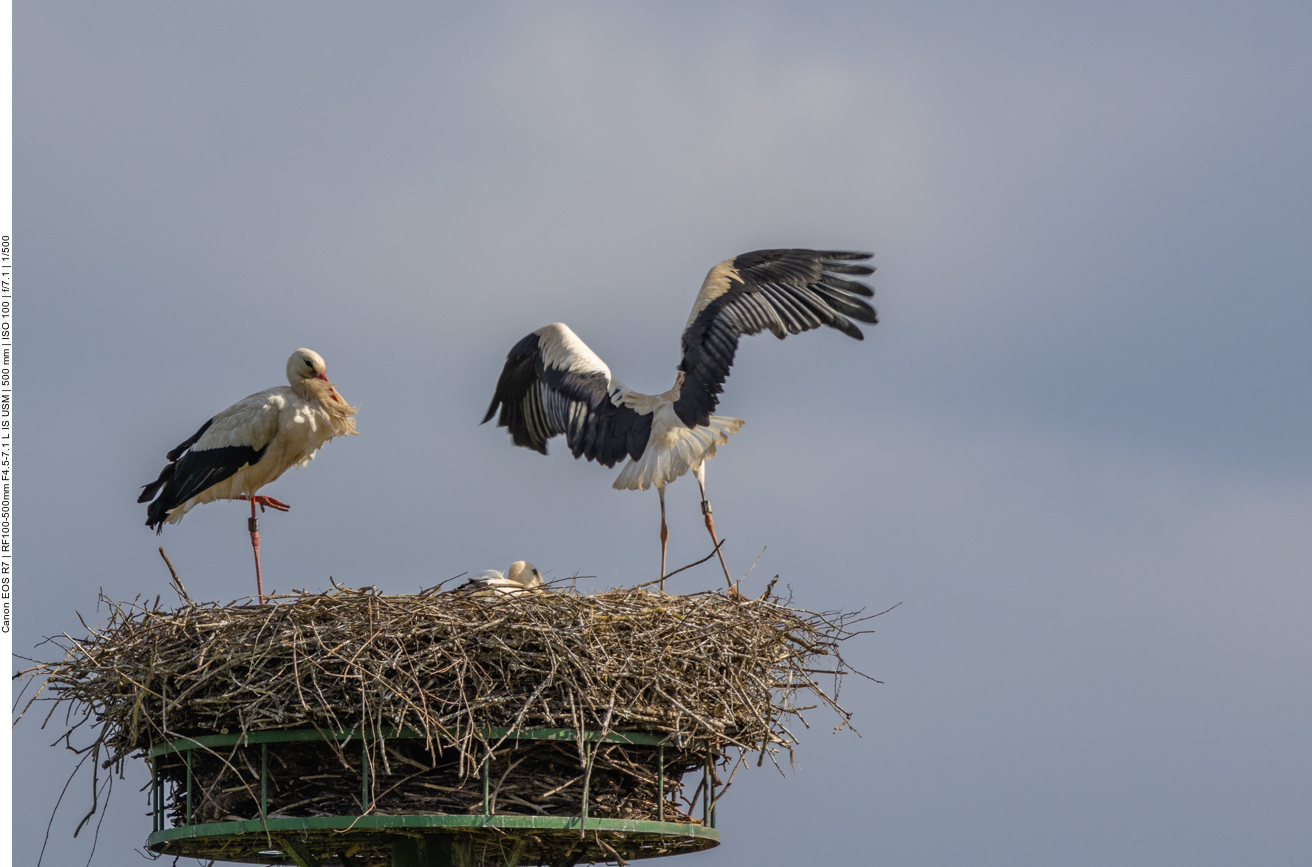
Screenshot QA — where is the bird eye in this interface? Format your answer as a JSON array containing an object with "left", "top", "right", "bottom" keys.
[{"left": 304, "top": 359, "right": 313, "bottom": 368}]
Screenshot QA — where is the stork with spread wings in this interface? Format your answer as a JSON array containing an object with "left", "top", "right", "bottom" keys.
[{"left": 483, "top": 249, "right": 877, "bottom": 589}]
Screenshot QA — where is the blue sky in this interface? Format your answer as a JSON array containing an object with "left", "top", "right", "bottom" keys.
[{"left": 15, "top": 3, "right": 1312, "bottom": 865}]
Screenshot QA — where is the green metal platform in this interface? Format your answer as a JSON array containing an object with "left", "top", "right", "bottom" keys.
[{"left": 146, "top": 726, "right": 722, "bottom": 866}]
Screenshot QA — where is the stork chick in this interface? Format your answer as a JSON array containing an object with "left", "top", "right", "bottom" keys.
[{"left": 455, "top": 561, "right": 545, "bottom": 596}]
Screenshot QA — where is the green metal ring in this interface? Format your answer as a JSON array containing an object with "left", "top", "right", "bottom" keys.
[
  {"left": 148, "top": 815, "right": 720, "bottom": 865},
  {"left": 150, "top": 813, "right": 720, "bottom": 842}
]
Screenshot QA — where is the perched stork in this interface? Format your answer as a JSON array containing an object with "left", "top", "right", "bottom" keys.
[
  {"left": 482, "top": 248, "right": 876, "bottom": 589},
  {"left": 453, "top": 561, "right": 545, "bottom": 596},
  {"left": 138, "top": 348, "right": 358, "bottom": 603}
]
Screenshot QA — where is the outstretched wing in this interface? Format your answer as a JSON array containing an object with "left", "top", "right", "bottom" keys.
[
  {"left": 674, "top": 249, "right": 877, "bottom": 427},
  {"left": 482, "top": 323, "right": 653, "bottom": 466}
]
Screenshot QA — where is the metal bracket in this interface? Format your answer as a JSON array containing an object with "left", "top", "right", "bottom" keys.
[
  {"left": 283, "top": 837, "right": 324, "bottom": 867},
  {"left": 498, "top": 837, "right": 528, "bottom": 867}
]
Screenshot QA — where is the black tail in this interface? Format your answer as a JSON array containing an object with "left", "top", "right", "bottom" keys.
[
  {"left": 141, "top": 416, "right": 214, "bottom": 532},
  {"left": 139, "top": 462, "right": 176, "bottom": 532}
]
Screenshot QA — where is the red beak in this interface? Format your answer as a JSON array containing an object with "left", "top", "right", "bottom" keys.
[{"left": 316, "top": 370, "right": 342, "bottom": 402}]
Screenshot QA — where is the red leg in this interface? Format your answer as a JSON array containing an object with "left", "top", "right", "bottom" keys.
[
  {"left": 694, "top": 465, "right": 736, "bottom": 592},
  {"left": 658, "top": 485, "right": 669, "bottom": 592},
  {"left": 249, "top": 498, "right": 265, "bottom": 605}
]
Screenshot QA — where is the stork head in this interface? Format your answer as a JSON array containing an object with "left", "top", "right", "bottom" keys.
[
  {"left": 287, "top": 348, "right": 329, "bottom": 384},
  {"left": 506, "top": 561, "right": 544, "bottom": 590},
  {"left": 285, "top": 347, "right": 357, "bottom": 432}
]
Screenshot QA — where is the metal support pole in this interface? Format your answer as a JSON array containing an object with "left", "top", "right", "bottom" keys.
[
  {"left": 709, "top": 748, "right": 717, "bottom": 829},
  {"left": 260, "top": 743, "right": 268, "bottom": 821},
  {"left": 392, "top": 835, "right": 473, "bottom": 867},
  {"left": 185, "top": 750, "right": 193, "bottom": 825},
  {"left": 361, "top": 739, "right": 370, "bottom": 812},
  {"left": 581, "top": 742, "right": 591, "bottom": 828},
  {"left": 391, "top": 837, "right": 422, "bottom": 867},
  {"left": 657, "top": 745, "right": 665, "bottom": 823},
  {"left": 701, "top": 752, "right": 708, "bottom": 826},
  {"left": 150, "top": 761, "right": 157, "bottom": 832},
  {"left": 482, "top": 751, "right": 491, "bottom": 819}
]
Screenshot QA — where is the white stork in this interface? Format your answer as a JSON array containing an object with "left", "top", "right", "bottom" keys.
[
  {"left": 454, "top": 561, "right": 545, "bottom": 596},
  {"left": 138, "top": 348, "right": 358, "bottom": 603},
  {"left": 482, "top": 248, "right": 876, "bottom": 589}
]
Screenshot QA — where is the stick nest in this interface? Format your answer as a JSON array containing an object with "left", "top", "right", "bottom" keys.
[{"left": 17, "top": 582, "right": 876, "bottom": 852}]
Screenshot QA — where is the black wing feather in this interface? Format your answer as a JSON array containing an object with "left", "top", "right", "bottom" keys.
[
  {"left": 481, "top": 333, "right": 548, "bottom": 453},
  {"left": 166, "top": 418, "right": 214, "bottom": 462},
  {"left": 483, "top": 329, "right": 653, "bottom": 466},
  {"left": 141, "top": 442, "right": 268, "bottom": 532},
  {"left": 675, "top": 249, "right": 876, "bottom": 427}
]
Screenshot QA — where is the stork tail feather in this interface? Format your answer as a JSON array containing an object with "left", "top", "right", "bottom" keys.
[{"left": 613, "top": 415, "right": 743, "bottom": 491}]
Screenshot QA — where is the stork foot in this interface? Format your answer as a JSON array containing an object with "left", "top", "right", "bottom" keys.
[{"left": 250, "top": 495, "right": 290, "bottom": 513}]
